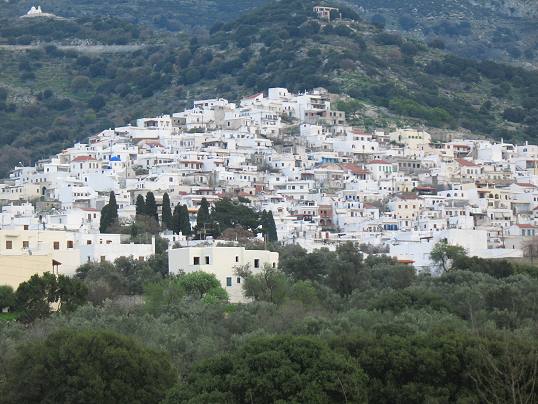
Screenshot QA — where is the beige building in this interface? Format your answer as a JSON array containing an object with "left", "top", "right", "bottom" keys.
[
  {"left": 0, "top": 228, "right": 80, "bottom": 275},
  {"left": 388, "top": 194, "right": 425, "bottom": 230},
  {"left": 0, "top": 254, "right": 54, "bottom": 289},
  {"left": 0, "top": 228, "right": 155, "bottom": 281},
  {"left": 168, "top": 246, "right": 279, "bottom": 303},
  {"left": 0, "top": 182, "right": 43, "bottom": 202},
  {"left": 390, "top": 128, "right": 431, "bottom": 150}
]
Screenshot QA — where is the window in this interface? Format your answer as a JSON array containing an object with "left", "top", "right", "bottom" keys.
[
  {"left": 100, "top": 256, "right": 106, "bottom": 262},
  {"left": 205, "top": 256, "right": 210, "bottom": 265},
  {"left": 86, "top": 240, "right": 92, "bottom": 245},
  {"left": 237, "top": 277, "right": 241, "bottom": 284},
  {"left": 235, "top": 256, "right": 239, "bottom": 262},
  {"left": 272, "top": 262, "right": 276, "bottom": 268},
  {"left": 254, "top": 259, "right": 260, "bottom": 269},
  {"left": 67, "top": 240, "right": 74, "bottom": 249},
  {"left": 193, "top": 257, "right": 200, "bottom": 265},
  {"left": 23, "top": 225, "right": 29, "bottom": 230},
  {"left": 23, "top": 241, "right": 29, "bottom": 249},
  {"left": 139, "top": 256, "right": 145, "bottom": 262},
  {"left": 226, "top": 277, "right": 232, "bottom": 287},
  {"left": 53, "top": 241, "right": 60, "bottom": 250}
]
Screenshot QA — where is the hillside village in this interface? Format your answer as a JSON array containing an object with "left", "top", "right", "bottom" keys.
[{"left": 1, "top": 85, "right": 537, "bottom": 297}]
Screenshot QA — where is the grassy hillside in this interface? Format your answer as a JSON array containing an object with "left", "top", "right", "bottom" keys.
[{"left": 1, "top": 0, "right": 538, "bottom": 176}]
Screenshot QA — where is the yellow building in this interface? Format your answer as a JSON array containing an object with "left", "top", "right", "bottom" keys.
[
  {"left": 0, "top": 228, "right": 80, "bottom": 275},
  {"left": 390, "top": 195, "right": 424, "bottom": 220},
  {"left": 0, "top": 254, "right": 53, "bottom": 289},
  {"left": 0, "top": 182, "right": 43, "bottom": 202},
  {"left": 477, "top": 187, "right": 512, "bottom": 209},
  {"left": 389, "top": 128, "right": 431, "bottom": 149}
]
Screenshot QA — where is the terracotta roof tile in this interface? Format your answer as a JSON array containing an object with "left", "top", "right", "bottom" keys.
[
  {"left": 455, "top": 158, "right": 478, "bottom": 167},
  {"left": 71, "top": 156, "right": 96, "bottom": 162}
]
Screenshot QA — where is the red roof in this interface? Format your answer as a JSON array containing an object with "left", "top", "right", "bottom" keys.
[
  {"left": 455, "top": 158, "right": 478, "bottom": 167},
  {"left": 517, "top": 224, "right": 535, "bottom": 228},
  {"left": 516, "top": 183, "right": 536, "bottom": 188},
  {"left": 246, "top": 92, "right": 263, "bottom": 100},
  {"left": 339, "top": 163, "right": 369, "bottom": 175},
  {"left": 71, "top": 156, "right": 96, "bottom": 162},
  {"left": 397, "top": 259, "right": 415, "bottom": 264},
  {"left": 367, "top": 159, "right": 390, "bottom": 165}
]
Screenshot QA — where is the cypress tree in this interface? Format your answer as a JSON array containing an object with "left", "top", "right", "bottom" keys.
[
  {"left": 196, "top": 198, "right": 210, "bottom": 227},
  {"left": 99, "top": 204, "right": 111, "bottom": 233},
  {"left": 195, "top": 198, "right": 211, "bottom": 239},
  {"left": 108, "top": 191, "right": 118, "bottom": 222},
  {"left": 267, "top": 210, "right": 278, "bottom": 242},
  {"left": 259, "top": 210, "right": 278, "bottom": 243},
  {"left": 99, "top": 192, "right": 119, "bottom": 233},
  {"left": 135, "top": 194, "right": 145, "bottom": 216},
  {"left": 180, "top": 204, "right": 192, "bottom": 236},
  {"left": 172, "top": 204, "right": 182, "bottom": 235},
  {"left": 145, "top": 192, "right": 159, "bottom": 225},
  {"left": 162, "top": 193, "right": 173, "bottom": 230}
]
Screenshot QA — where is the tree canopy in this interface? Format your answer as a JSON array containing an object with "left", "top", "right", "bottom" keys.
[
  {"left": 165, "top": 335, "right": 368, "bottom": 404},
  {"left": 14, "top": 272, "right": 87, "bottom": 322},
  {"left": 2, "top": 330, "right": 176, "bottom": 403}
]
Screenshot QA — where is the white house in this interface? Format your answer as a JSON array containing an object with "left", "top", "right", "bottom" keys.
[{"left": 168, "top": 246, "right": 279, "bottom": 303}]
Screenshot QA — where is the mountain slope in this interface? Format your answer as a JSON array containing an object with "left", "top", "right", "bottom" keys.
[
  {"left": 200, "top": 0, "right": 538, "bottom": 137},
  {"left": 0, "top": 0, "right": 267, "bottom": 31},
  {"left": 1, "top": 0, "right": 538, "bottom": 176},
  {"left": 343, "top": 0, "right": 538, "bottom": 67}
]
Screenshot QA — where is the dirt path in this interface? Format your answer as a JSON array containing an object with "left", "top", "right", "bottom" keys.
[{"left": 0, "top": 44, "right": 145, "bottom": 53}]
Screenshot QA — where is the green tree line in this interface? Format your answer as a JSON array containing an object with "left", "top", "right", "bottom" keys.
[{"left": 0, "top": 241, "right": 536, "bottom": 402}]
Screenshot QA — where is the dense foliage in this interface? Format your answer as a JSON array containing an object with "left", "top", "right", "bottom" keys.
[
  {"left": 194, "top": 197, "right": 277, "bottom": 240},
  {"left": 0, "top": 0, "right": 267, "bottom": 31},
  {"left": 1, "top": 330, "right": 176, "bottom": 404},
  {"left": 166, "top": 336, "right": 368, "bottom": 403},
  {"left": 0, "top": 242, "right": 537, "bottom": 402},
  {"left": 14, "top": 272, "right": 87, "bottom": 322},
  {"left": 0, "top": 16, "right": 152, "bottom": 45},
  {"left": 347, "top": 0, "right": 538, "bottom": 66}
]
